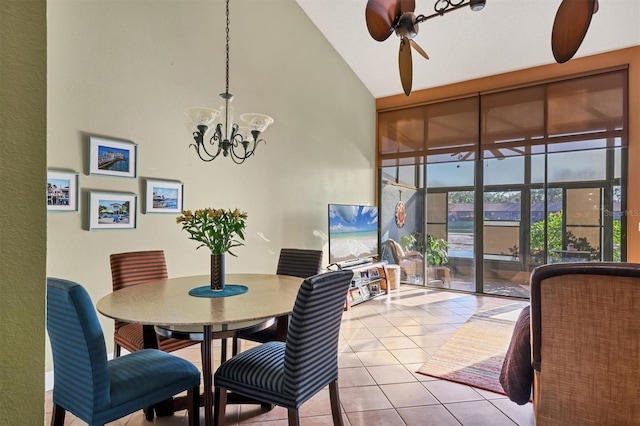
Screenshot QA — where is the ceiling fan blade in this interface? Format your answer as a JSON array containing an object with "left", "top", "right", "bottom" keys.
[
  {"left": 366, "top": 0, "right": 401, "bottom": 42},
  {"left": 400, "top": 0, "right": 415, "bottom": 13},
  {"left": 551, "top": 0, "right": 596, "bottom": 63},
  {"left": 399, "top": 37, "right": 413, "bottom": 96},
  {"left": 409, "top": 39, "right": 429, "bottom": 60}
]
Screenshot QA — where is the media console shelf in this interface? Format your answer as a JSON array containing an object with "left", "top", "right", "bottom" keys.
[{"left": 341, "top": 261, "right": 388, "bottom": 310}]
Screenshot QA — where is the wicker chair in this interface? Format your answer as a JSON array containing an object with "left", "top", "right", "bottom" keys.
[
  {"left": 110, "top": 250, "right": 198, "bottom": 356},
  {"left": 530, "top": 262, "right": 640, "bottom": 424}
]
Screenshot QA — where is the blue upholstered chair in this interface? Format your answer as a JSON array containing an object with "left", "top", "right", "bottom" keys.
[
  {"left": 214, "top": 269, "right": 353, "bottom": 426},
  {"left": 47, "top": 277, "right": 201, "bottom": 426},
  {"left": 237, "top": 248, "right": 324, "bottom": 343}
]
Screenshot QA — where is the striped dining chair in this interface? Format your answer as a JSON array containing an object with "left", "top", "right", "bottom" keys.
[
  {"left": 237, "top": 248, "right": 323, "bottom": 344},
  {"left": 214, "top": 269, "right": 353, "bottom": 426},
  {"left": 110, "top": 250, "right": 198, "bottom": 356},
  {"left": 47, "top": 277, "right": 200, "bottom": 426}
]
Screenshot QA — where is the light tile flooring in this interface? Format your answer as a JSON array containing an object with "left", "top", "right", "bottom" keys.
[{"left": 44, "top": 285, "right": 534, "bottom": 425}]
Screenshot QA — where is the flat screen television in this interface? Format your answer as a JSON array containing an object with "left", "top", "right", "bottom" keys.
[{"left": 328, "top": 204, "right": 379, "bottom": 266}]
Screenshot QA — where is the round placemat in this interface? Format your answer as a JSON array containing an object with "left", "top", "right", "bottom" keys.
[{"left": 188, "top": 284, "right": 248, "bottom": 298}]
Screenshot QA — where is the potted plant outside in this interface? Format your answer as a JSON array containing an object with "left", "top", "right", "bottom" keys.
[{"left": 426, "top": 234, "right": 450, "bottom": 284}]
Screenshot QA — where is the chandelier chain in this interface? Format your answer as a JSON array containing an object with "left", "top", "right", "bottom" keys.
[{"left": 225, "top": 0, "right": 230, "bottom": 95}]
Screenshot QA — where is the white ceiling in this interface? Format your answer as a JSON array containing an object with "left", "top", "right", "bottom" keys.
[{"left": 295, "top": 0, "right": 640, "bottom": 98}]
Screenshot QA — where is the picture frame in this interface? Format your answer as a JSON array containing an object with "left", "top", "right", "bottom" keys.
[
  {"left": 370, "top": 283, "right": 380, "bottom": 294},
  {"left": 47, "top": 170, "right": 79, "bottom": 212},
  {"left": 88, "top": 191, "right": 137, "bottom": 230},
  {"left": 349, "top": 288, "right": 362, "bottom": 303},
  {"left": 88, "top": 135, "right": 137, "bottom": 178},
  {"left": 369, "top": 267, "right": 380, "bottom": 278},
  {"left": 144, "top": 179, "right": 183, "bottom": 214},
  {"left": 360, "top": 284, "right": 370, "bottom": 299}
]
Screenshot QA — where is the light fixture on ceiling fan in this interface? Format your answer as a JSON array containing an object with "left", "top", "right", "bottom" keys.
[
  {"left": 185, "top": 0, "right": 274, "bottom": 164},
  {"left": 365, "top": 0, "right": 487, "bottom": 97},
  {"left": 366, "top": 0, "right": 598, "bottom": 97}
]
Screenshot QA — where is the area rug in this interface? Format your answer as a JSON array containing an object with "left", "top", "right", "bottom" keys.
[{"left": 416, "top": 302, "right": 529, "bottom": 395}]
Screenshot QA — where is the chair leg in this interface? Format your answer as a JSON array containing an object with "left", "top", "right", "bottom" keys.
[
  {"left": 287, "top": 408, "right": 300, "bottom": 426},
  {"left": 143, "top": 406, "right": 154, "bottom": 421},
  {"left": 329, "top": 380, "right": 343, "bottom": 426},
  {"left": 114, "top": 341, "right": 121, "bottom": 358},
  {"left": 51, "top": 404, "right": 65, "bottom": 426},
  {"left": 214, "top": 386, "right": 227, "bottom": 426},
  {"left": 187, "top": 386, "right": 200, "bottom": 426},
  {"left": 232, "top": 336, "right": 240, "bottom": 356}
]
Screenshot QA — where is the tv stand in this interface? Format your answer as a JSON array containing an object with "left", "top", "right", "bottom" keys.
[
  {"left": 341, "top": 261, "right": 388, "bottom": 310},
  {"left": 337, "top": 257, "right": 373, "bottom": 269}
]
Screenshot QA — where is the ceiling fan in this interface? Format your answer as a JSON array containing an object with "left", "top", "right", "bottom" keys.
[
  {"left": 365, "top": 0, "right": 486, "bottom": 96},
  {"left": 551, "top": 0, "right": 598, "bottom": 63},
  {"left": 365, "top": 0, "right": 598, "bottom": 97}
]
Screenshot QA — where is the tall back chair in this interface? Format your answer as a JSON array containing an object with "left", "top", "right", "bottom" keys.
[
  {"left": 47, "top": 277, "right": 200, "bottom": 426},
  {"left": 110, "top": 250, "right": 197, "bottom": 356},
  {"left": 239, "top": 248, "right": 323, "bottom": 343},
  {"left": 214, "top": 270, "right": 353, "bottom": 426},
  {"left": 530, "top": 262, "right": 640, "bottom": 424}
]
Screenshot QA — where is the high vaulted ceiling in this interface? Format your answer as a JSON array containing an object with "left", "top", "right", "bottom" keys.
[{"left": 295, "top": 0, "right": 640, "bottom": 98}]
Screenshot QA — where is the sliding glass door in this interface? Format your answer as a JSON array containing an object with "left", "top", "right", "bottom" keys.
[{"left": 377, "top": 69, "right": 628, "bottom": 298}]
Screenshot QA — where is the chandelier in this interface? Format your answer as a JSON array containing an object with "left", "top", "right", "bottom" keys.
[{"left": 186, "top": 0, "right": 273, "bottom": 164}]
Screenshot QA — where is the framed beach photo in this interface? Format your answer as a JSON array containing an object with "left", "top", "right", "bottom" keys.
[
  {"left": 88, "top": 191, "right": 137, "bottom": 230},
  {"left": 47, "top": 170, "right": 79, "bottom": 212},
  {"left": 88, "top": 136, "right": 137, "bottom": 178},
  {"left": 144, "top": 179, "right": 183, "bottom": 214}
]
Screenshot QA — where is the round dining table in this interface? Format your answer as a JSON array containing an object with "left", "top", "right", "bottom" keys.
[{"left": 96, "top": 273, "right": 304, "bottom": 426}]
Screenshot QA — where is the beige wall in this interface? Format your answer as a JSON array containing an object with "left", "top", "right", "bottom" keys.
[
  {"left": 0, "top": 0, "right": 47, "bottom": 424},
  {"left": 45, "top": 0, "right": 375, "bottom": 372}
]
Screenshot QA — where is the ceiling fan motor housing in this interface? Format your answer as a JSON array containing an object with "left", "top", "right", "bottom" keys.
[{"left": 395, "top": 12, "right": 418, "bottom": 39}]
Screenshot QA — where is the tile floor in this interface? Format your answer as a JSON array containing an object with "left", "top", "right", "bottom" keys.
[{"left": 44, "top": 285, "right": 534, "bottom": 425}]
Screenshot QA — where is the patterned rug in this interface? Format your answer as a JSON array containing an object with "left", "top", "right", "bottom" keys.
[{"left": 416, "top": 302, "right": 529, "bottom": 395}]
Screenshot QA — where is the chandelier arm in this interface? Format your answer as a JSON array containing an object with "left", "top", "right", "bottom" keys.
[
  {"left": 229, "top": 133, "right": 253, "bottom": 164},
  {"left": 191, "top": 126, "right": 225, "bottom": 162}
]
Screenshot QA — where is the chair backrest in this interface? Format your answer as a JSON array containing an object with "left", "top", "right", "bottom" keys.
[
  {"left": 110, "top": 250, "right": 168, "bottom": 290},
  {"left": 47, "top": 277, "right": 110, "bottom": 420},
  {"left": 283, "top": 269, "right": 353, "bottom": 405},
  {"left": 381, "top": 239, "right": 403, "bottom": 263},
  {"left": 110, "top": 250, "right": 168, "bottom": 331},
  {"left": 530, "top": 262, "right": 640, "bottom": 424},
  {"left": 276, "top": 248, "right": 323, "bottom": 278}
]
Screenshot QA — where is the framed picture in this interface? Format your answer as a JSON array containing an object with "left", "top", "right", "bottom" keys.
[
  {"left": 144, "top": 179, "right": 183, "bottom": 214},
  {"left": 369, "top": 267, "right": 380, "bottom": 278},
  {"left": 360, "top": 284, "right": 370, "bottom": 299},
  {"left": 88, "top": 135, "right": 137, "bottom": 178},
  {"left": 88, "top": 191, "right": 137, "bottom": 230},
  {"left": 349, "top": 288, "right": 362, "bottom": 303},
  {"left": 47, "top": 170, "right": 79, "bottom": 212},
  {"left": 370, "top": 283, "right": 380, "bottom": 294}
]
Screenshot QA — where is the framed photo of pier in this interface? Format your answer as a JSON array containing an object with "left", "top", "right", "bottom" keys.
[
  {"left": 88, "top": 191, "right": 137, "bottom": 230},
  {"left": 88, "top": 136, "right": 137, "bottom": 178},
  {"left": 144, "top": 179, "right": 183, "bottom": 214},
  {"left": 47, "top": 170, "right": 79, "bottom": 212}
]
